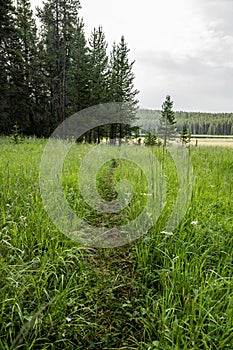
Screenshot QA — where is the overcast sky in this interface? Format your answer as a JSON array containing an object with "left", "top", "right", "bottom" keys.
[{"left": 31, "top": 0, "right": 233, "bottom": 112}]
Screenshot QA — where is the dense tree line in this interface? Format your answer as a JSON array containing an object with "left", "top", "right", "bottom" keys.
[
  {"left": 137, "top": 110, "right": 233, "bottom": 136},
  {"left": 175, "top": 111, "right": 233, "bottom": 135},
  {"left": 0, "top": 0, "right": 138, "bottom": 140}
]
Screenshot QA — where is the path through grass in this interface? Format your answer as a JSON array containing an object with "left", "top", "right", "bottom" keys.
[{"left": 0, "top": 137, "right": 232, "bottom": 349}]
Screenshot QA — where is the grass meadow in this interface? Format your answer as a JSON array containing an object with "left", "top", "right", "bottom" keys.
[{"left": 0, "top": 137, "right": 233, "bottom": 349}]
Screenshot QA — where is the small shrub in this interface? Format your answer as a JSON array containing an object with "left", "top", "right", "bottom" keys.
[
  {"left": 144, "top": 131, "right": 162, "bottom": 146},
  {"left": 10, "top": 123, "right": 23, "bottom": 144}
]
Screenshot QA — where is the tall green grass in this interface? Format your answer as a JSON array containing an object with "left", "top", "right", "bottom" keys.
[{"left": 0, "top": 137, "right": 232, "bottom": 349}]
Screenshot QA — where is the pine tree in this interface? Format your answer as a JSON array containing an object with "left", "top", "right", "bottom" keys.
[
  {"left": 88, "top": 26, "right": 109, "bottom": 106},
  {"left": 108, "top": 36, "right": 139, "bottom": 143},
  {"left": 159, "top": 95, "right": 176, "bottom": 146},
  {"left": 87, "top": 26, "right": 109, "bottom": 143},
  {"left": 180, "top": 124, "right": 191, "bottom": 145},
  {"left": 68, "top": 18, "right": 90, "bottom": 115},
  {"left": 13, "top": 0, "right": 38, "bottom": 134},
  {"left": 0, "top": 0, "right": 41, "bottom": 135},
  {"left": 0, "top": 0, "right": 16, "bottom": 133},
  {"left": 37, "top": 0, "right": 81, "bottom": 133},
  {"left": 144, "top": 130, "right": 159, "bottom": 146}
]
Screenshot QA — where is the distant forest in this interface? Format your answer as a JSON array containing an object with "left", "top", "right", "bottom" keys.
[
  {"left": 0, "top": 0, "right": 138, "bottom": 140},
  {"left": 136, "top": 110, "right": 233, "bottom": 136}
]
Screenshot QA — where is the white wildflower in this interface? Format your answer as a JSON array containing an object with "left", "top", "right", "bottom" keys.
[
  {"left": 161, "top": 231, "right": 174, "bottom": 236},
  {"left": 191, "top": 220, "right": 198, "bottom": 225}
]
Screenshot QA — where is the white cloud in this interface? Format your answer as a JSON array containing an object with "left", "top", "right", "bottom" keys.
[
  {"left": 79, "top": 0, "right": 233, "bottom": 110},
  {"left": 80, "top": 0, "right": 208, "bottom": 56}
]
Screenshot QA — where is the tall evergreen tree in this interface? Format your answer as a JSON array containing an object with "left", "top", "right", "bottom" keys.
[
  {"left": 37, "top": 0, "right": 81, "bottom": 133},
  {"left": 88, "top": 26, "right": 109, "bottom": 106},
  {"left": 87, "top": 26, "right": 109, "bottom": 143},
  {"left": 0, "top": 0, "right": 16, "bottom": 133},
  {"left": 0, "top": 0, "right": 41, "bottom": 135},
  {"left": 68, "top": 18, "right": 89, "bottom": 114},
  {"left": 159, "top": 95, "right": 176, "bottom": 146},
  {"left": 108, "top": 36, "right": 139, "bottom": 143},
  {"left": 12, "top": 0, "right": 38, "bottom": 134}
]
